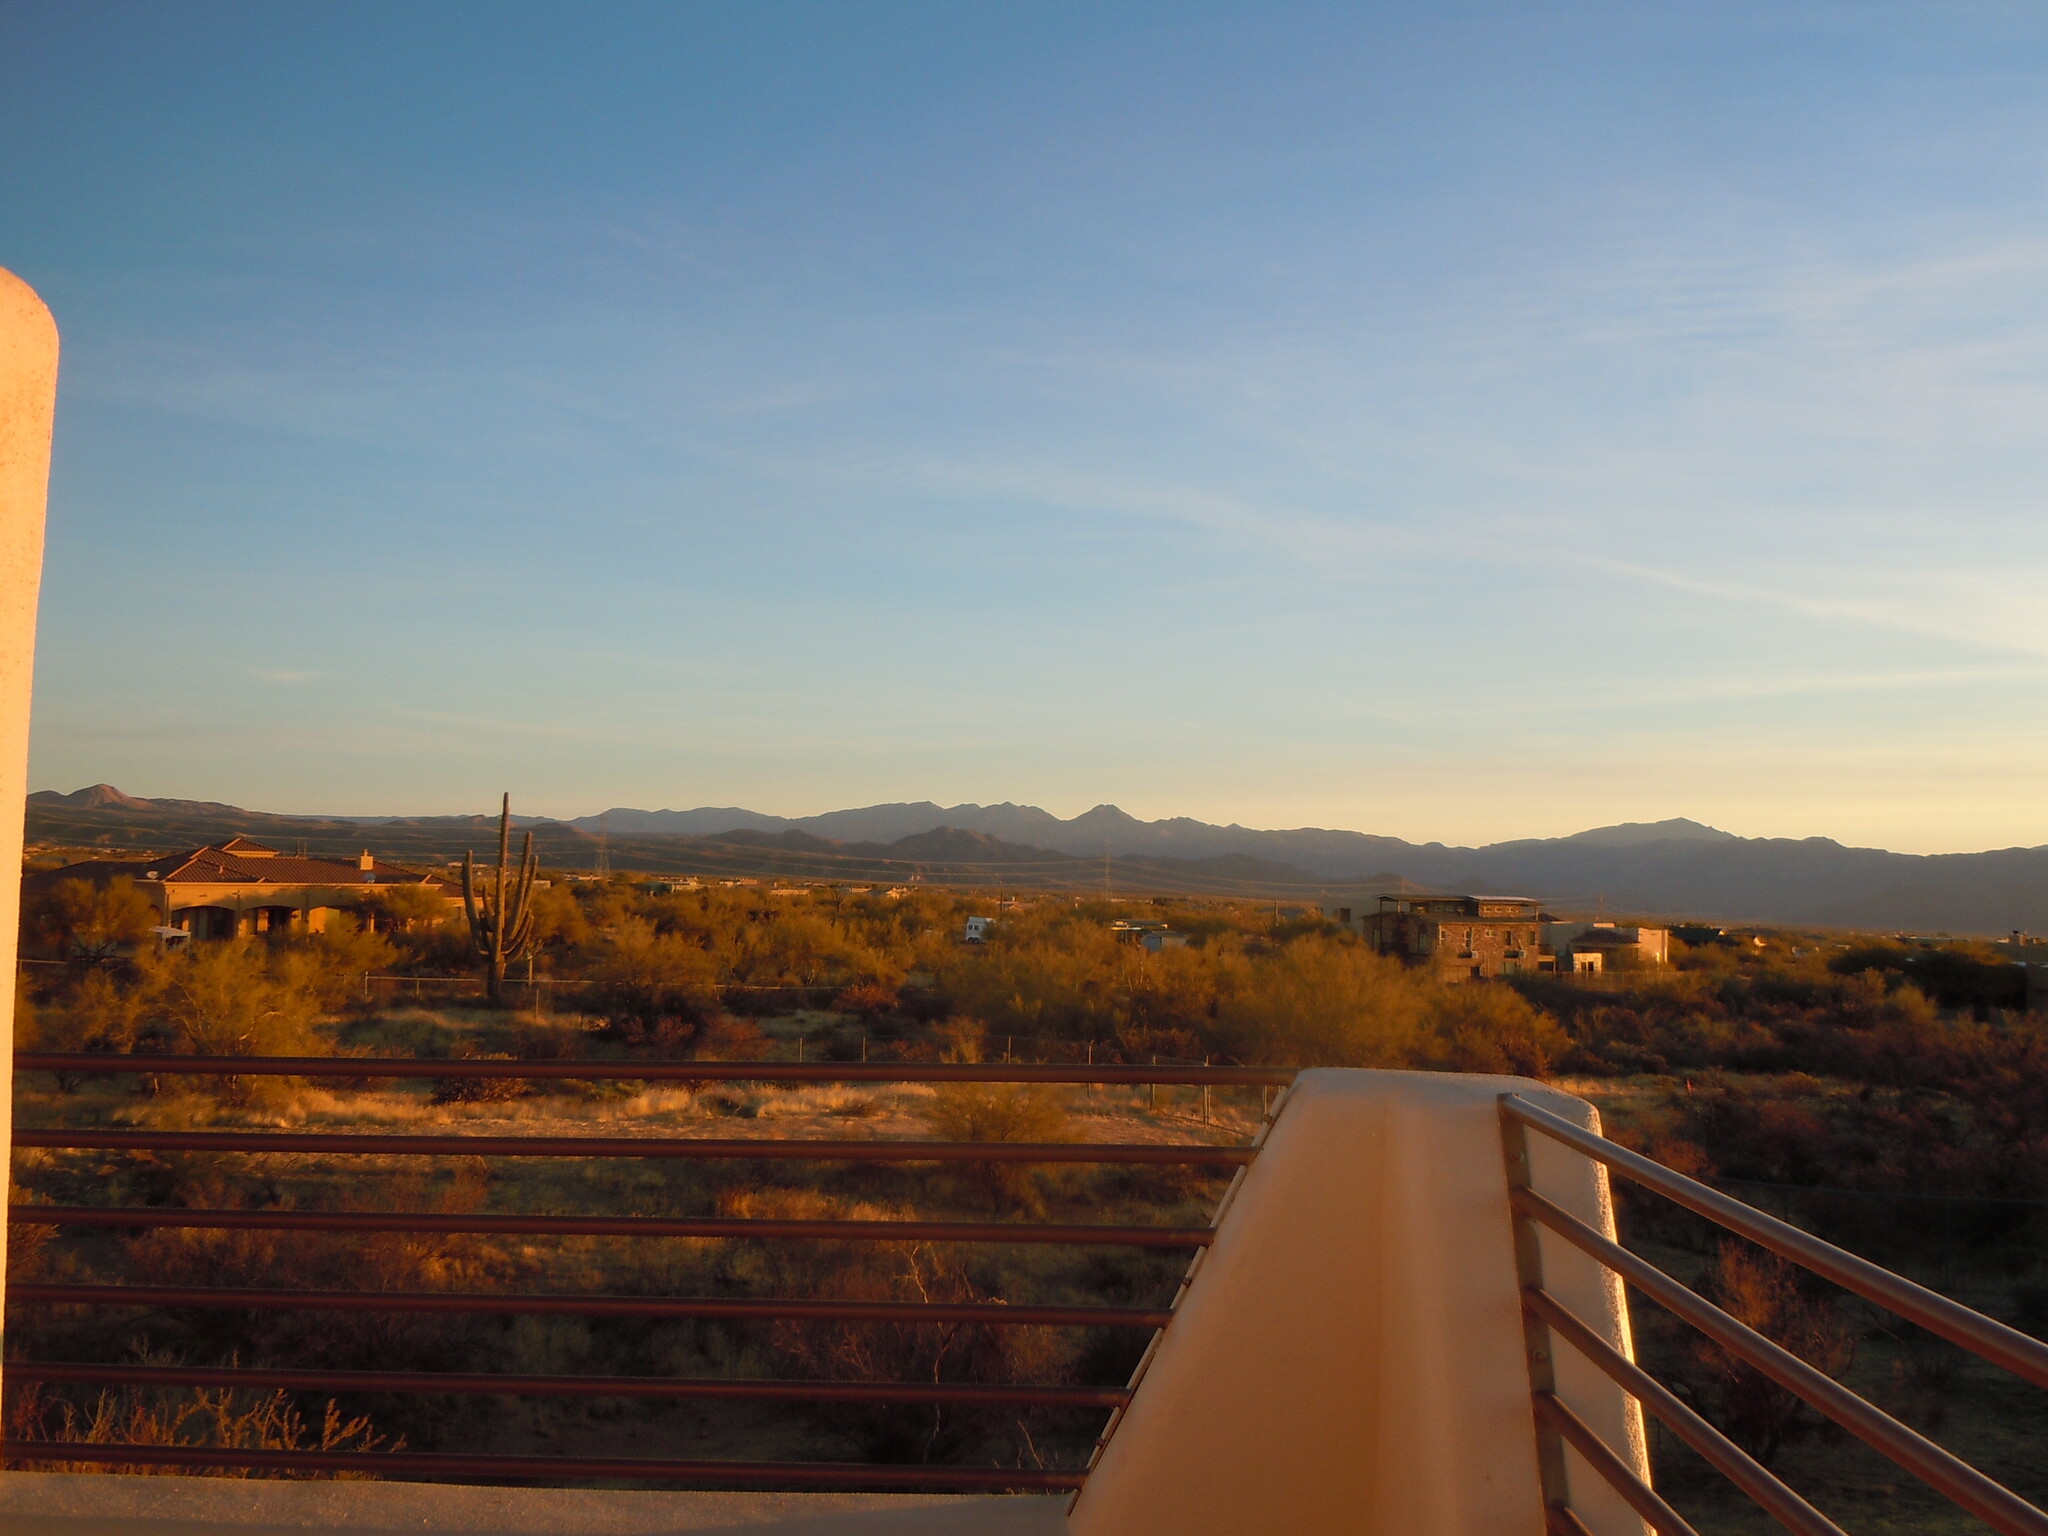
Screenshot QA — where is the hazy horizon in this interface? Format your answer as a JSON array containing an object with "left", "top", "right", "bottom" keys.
[
  {"left": 8, "top": 5, "right": 2048, "bottom": 855},
  {"left": 39, "top": 778, "right": 2048, "bottom": 859}
]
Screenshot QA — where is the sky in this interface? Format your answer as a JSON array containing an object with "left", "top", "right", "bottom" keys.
[{"left": 4, "top": 2, "right": 2048, "bottom": 853}]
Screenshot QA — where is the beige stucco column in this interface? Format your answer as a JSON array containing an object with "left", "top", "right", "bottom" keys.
[{"left": 0, "top": 269, "right": 58, "bottom": 1378}]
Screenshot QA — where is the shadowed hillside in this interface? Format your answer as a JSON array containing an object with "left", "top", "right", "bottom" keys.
[{"left": 27, "top": 786, "right": 2048, "bottom": 929}]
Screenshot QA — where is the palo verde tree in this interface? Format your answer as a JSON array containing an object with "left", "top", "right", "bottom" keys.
[{"left": 462, "top": 792, "right": 538, "bottom": 1003}]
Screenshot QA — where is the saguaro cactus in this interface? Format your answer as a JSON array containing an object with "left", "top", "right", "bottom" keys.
[{"left": 463, "top": 793, "right": 538, "bottom": 1003}]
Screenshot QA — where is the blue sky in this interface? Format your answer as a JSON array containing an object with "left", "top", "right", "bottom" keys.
[{"left": 4, "top": 2, "right": 2047, "bottom": 851}]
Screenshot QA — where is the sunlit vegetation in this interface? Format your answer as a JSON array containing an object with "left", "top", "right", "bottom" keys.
[{"left": 8, "top": 879, "right": 2046, "bottom": 1510}]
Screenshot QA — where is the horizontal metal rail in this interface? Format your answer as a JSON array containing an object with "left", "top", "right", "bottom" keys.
[
  {"left": 1502, "top": 1093, "right": 2048, "bottom": 1391},
  {"left": 12, "top": 1127, "right": 1253, "bottom": 1164},
  {"left": 5, "top": 1282, "right": 1173, "bottom": 1327},
  {"left": 17, "top": 1205, "right": 1214, "bottom": 1247},
  {"left": 1533, "top": 1390, "right": 1698, "bottom": 1536},
  {"left": 0, "top": 1441, "right": 1086, "bottom": 1489},
  {"left": 1514, "top": 1184, "right": 2048, "bottom": 1536},
  {"left": 15, "top": 1051, "right": 1295, "bottom": 1086},
  {"left": 6, "top": 1049, "right": 1251, "bottom": 1491},
  {"left": 1525, "top": 1287, "right": 1847, "bottom": 1536},
  {"left": 7, "top": 1360, "right": 1127, "bottom": 1407}
]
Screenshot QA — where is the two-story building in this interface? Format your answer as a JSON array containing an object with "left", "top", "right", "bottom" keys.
[{"left": 1325, "top": 895, "right": 1544, "bottom": 981}]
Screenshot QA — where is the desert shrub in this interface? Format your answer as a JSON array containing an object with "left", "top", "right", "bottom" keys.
[
  {"left": 929, "top": 1015, "right": 988, "bottom": 1062},
  {"left": 526, "top": 883, "right": 591, "bottom": 950},
  {"left": 35, "top": 967, "right": 163, "bottom": 1067},
  {"left": 7, "top": 1180, "right": 61, "bottom": 1274},
  {"left": 1213, "top": 938, "right": 1431, "bottom": 1066},
  {"left": 1649, "top": 1242, "right": 1856, "bottom": 1466},
  {"left": 677, "top": 1013, "right": 766, "bottom": 1060},
  {"left": 1879, "top": 1321, "right": 1962, "bottom": 1431},
  {"left": 277, "top": 916, "right": 398, "bottom": 1010},
  {"left": 12, "top": 971, "right": 37, "bottom": 1047},
  {"left": 1425, "top": 984, "right": 1569, "bottom": 1077},
  {"left": 394, "top": 914, "right": 479, "bottom": 974},
  {"left": 833, "top": 980, "right": 901, "bottom": 1020},
  {"left": 1110, "top": 1022, "right": 1201, "bottom": 1062},
  {"left": 1833, "top": 943, "right": 2026, "bottom": 1016},
  {"left": 714, "top": 1188, "right": 1076, "bottom": 1464},
  {"left": 918, "top": 1080, "right": 1075, "bottom": 1214},
  {"left": 357, "top": 883, "right": 451, "bottom": 935},
  {"left": 920, "top": 1083, "right": 1071, "bottom": 1144},
  {"left": 148, "top": 942, "right": 322, "bottom": 1061},
  {"left": 938, "top": 918, "right": 1138, "bottom": 1042},
  {"left": 102, "top": 1165, "right": 502, "bottom": 1393},
  {"left": 25, "top": 876, "right": 157, "bottom": 961},
  {"left": 584, "top": 917, "right": 722, "bottom": 1048},
  {"left": 430, "top": 1051, "right": 529, "bottom": 1104}
]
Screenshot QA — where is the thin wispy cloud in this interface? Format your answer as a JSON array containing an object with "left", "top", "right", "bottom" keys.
[{"left": 11, "top": 6, "right": 2048, "bottom": 848}]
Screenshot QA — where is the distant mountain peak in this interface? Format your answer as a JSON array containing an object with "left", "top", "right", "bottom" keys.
[
  {"left": 1558, "top": 818, "right": 1735, "bottom": 848},
  {"left": 35, "top": 783, "right": 154, "bottom": 810},
  {"left": 1070, "top": 803, "right": 1143, "bottom": 827}
]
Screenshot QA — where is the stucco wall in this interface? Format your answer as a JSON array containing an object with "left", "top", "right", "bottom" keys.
[
  {"left": 1070, "top": 1070, "right": 1648, "bottom": 1536},
  {"left": 0, "top": 268, "right": 57, "bottom": 1377}
]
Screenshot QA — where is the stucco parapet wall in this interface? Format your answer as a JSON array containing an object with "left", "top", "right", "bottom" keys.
[
  {"left": 0, "top": 1475, "right": 1068, "bottom": 1536},
  {"left": 1070, "top": 1068, "right": 1649, "bottom": 1536}
]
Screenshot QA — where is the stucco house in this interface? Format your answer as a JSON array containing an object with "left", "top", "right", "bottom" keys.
[{"left": 24, "top": 837, "right": 458, "bottom": 941}]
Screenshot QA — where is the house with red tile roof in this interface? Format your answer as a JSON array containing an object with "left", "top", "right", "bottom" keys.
[{"left": 24, "top": 839, "right": 458, "bottom": 941}]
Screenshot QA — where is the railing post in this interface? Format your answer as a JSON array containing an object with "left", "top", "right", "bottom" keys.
[
  {"left": 1502, "top": 1100, "right": 1574, "bottom": 1526},
  {"left": 0, "top": 267, "right": 57, "bottom": 1411}
]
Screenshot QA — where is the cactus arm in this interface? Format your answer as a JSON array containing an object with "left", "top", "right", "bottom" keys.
[
  {"left": 494, "top": 795, "right": 512, "bottom": 967},
  {"left": 514, "top": 831, "right": 538, "bottom": 918},
  {"left": 461, "top": 851, "right": 481, "bottom": 955},
  {"left": 488, "top": 829, "right": 537, "bottom": 961}
]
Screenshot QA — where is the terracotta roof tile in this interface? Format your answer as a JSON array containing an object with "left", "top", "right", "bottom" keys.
[{"left": 26, "top": 846, "right": 452, "bottom": 892}]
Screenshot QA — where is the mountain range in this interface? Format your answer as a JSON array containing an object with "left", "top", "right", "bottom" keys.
[
  {"left": 571, "top": 802, "right": 1739, "bottom": 877},
  {"left": 25, "top": 785, "right": 2048, "bottom": 935}
]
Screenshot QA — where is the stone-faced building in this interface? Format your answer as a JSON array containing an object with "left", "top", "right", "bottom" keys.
[
  {"left": 1326, "top": 895, "right": 1544, "bottom": 981},
  {"left": 24, "top": 838, "right": 457, "bottom": 942}
]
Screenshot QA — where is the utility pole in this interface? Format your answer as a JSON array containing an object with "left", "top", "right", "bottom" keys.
[{"left": 595, "top": 811, "right": 611, "bottom": 879}]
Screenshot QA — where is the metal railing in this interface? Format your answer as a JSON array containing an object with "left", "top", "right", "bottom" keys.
[
  {"left": 1500, "top": 1092, "right": 2048, "bottom": 1536},
  {"left": 5, "top": 1051, "right": 1293, "bottom": 1491}
]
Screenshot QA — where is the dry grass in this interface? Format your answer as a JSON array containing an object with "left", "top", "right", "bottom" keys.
[{"left": 8, "top": 1369, "right": 397, "bottom": 1478}]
